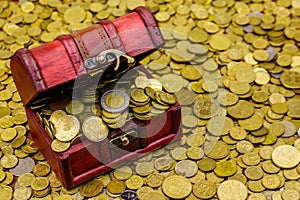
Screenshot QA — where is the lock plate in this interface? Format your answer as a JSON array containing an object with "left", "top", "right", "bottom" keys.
[{"left": 109, "top": 130, "right": 138, "bottom": 147}]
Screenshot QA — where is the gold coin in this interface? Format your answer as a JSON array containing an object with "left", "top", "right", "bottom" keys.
[
  {"left": 277, "top": 54, "right": 292, "bottom": 67},
  {"left": 214, "top": 161, "right": 237, "bottom": 177},
  {"left": 229, "top": 126, "right": 247, "bottom": 140},
  {"left": 271, "top": 102, "right": 289, "bottom": 114},
  {"left": 193, "top": 98, "right": 220, "bottom": 119},
  {"left": 0, "top": 154, "right": 18, "bottom": 169},
  {"left": 242, "top": 152, "right": 261, "bottom": 166},
  {"left": 154, "top": 156, "right": 173, "bottom": 171},
  {"left": 1, "top": 127, "right": 17, "bottom": 142},
  {"left": 0, "top": 170, "right": 5, "bottom": 182},
  {"left": 48, "top": 173, "right": 61, "bottom": 188},
  {"left": 281, "top": 189, "right": 300, "bottom": 200},
  {"left": 105, "top": 93, "right": 125, "bottom": 109},
  {"left": 102, "top": 110, "right": 121, "bottom": 119},
  {"left": 0, "top": 186, "right": 13, "bottom": 200},
  {"left": 32, "top": 186, "right": 51, "bottom": 198},
  {"left": 262, "top": 160, "right": 280, "bottom": 174},
  {"left": 253, "top": 50, "right": 269, "bottom": 61},
  {"left": 31, "top": 177, "right": 49, "bottom": 191},
  {"left": 13, "top": 186, "right": 32, "bottom": 200},
  {"left": 63, "top": 6, "right": 86, "bottom": 24},
  {"left": 17, "top": 173, "right": 35, "bottom": 187},
  {"left": 204, "top": 141, "right": 230, "bottom": 160},
  {"left": 158, "top": 91, "right": 176, "bottom": 105},
  {"left": 193, "top": 180, "right": 216, "bottom": 199},
  {"left": 174, "top": 160, "right": 198, "bottom": 178},
  {"left": 136, "top": 162, "right": 154, "bottom": 176},
  {"left": 186, "top": 146, "right": 204, "bottom": 160},
  {"left": 155, "top": 11, "right": 170, "bottom": 22},
  {"left": 227, "top": 100, "right": 254, "bottom": 119},
  {"left": 229, "top": 81, "right": 251, "bottom": 95},
  {"left": 80, "top": 179, "right": 103, "bottom": 198},
  {"left": 141, "top": 191, "right": 167, "bottom": 200},
  {"left": 135, "top": 76, "right": 151, "bottom": 89},
  {"left": 11, "top": 135, "right": 26, "bottom": 148},
  {"left": 132, "top": 104, "right": 151, "bottom": 114},
  {"left": 113, "top": 166, "right": 132, "bottom": 181},
  {"left": 238, "top": 113, "right": 263, "bottom": 131},
  {"left": 107, "top": 180, "right": 126, "bottom": 195},
  {"left": 262, "top": 174, "right": 281, "bottom": 189},
  {"left": 162, "top": 175, "right": 192, "bottom": 199},
  {"left": 197, "top": 157, "right": 216, "bottom": 172},
  {"left": 217, "top": 180, "right": 248, "bottom": 200},
  {"left": 137, "top": 186, "right": 154, "bottom": 199},
  {"left": 82, "top": 116, "right": 108, "bottom": 142},
  {"left": 181, "top": 65, "right": 201, "bottom": 81},
  {"left": 171, "top": 147, "right": 187, "bottom": 160},
  {"left": 54, "top": 115, "right": 80, "bottom": 142},
  {"left": 272, "top": 145, "right": 300, "bottom": 168},
  {"left": 125, "top": 174, "right": 144, "bottom": 190},
  {"left": 0, "top": 171, "right": 14, "bottom": 186},
  {"left": 49, "top": 110, "right": 67, "bottom": 125},
  {"left": 55, "top": 194, "right": 75, "bottom": 200},
  {"left": 253, "top": 67, "right": 270, "bottom": 85},
  {"left": 244, "top": 166, "right": 264, "bottom": 180},
  {"left": 209, "top": 34, "right": 232, "bottom": 51},
  {"left": 65, "top": 100, "right": 84, "bottom": 115},
  {"left": 160, "top": 74, "right": 184, "bottom": 93},
  {"left": 32, "top": 163, "right": 51, "bottom": 177},
  {"left": 131, "top": 89, "right": 149, "bottom": 103},
  {"left": 0, "top": 90, "right": 13, "bottom": 101},
  {"left": 51, "top": 139, "right": 71, "bottom": 153},
  {"left": 280, "top": 70, "right": 300, "bottom": 89},
  {"left": 146, "top": 172, "right": 165, "bottom": 188}
]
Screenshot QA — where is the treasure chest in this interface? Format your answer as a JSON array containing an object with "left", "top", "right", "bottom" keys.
[{"left": 11, "top": 7, "right": 182, "bottom": 189}]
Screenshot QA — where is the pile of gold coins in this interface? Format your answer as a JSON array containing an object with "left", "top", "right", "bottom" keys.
[
  {"left": 129, "top": 87, "right": 176, "bottom": 121},
  {"left": 29, "top": 66, "right": 177, "bottom": 154},
  {"left": 1, "top": 0, "right": 300, "bottom": 199}
]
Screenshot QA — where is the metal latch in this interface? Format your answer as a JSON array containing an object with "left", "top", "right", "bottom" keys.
[
  {"left": 84, "top": 49, "right": 136, "bottom": 76},
  {"left": 110, "top": 130, "right": 138, "bottom": 147}
]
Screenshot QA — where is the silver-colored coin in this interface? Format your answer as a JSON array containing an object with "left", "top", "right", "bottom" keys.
[
  {"left": 266, "top": 47, "right": 277, "bottom": 61},
  {"left": 9, "top": 157, "right": 35, "bottom": 176},
  {"left": 100, "top": 89, "right": 130, "bottom": 113},
  {"left": 82, "top": 116, "right": 108, "bottom": 142},
  {"left": 174, "top": 160, "right": 198, "bottom": 178},
  {"left": 244, "top": 25, "right": 253, "bottom": 33},
  {"left": 280, "top": 120, "right": 297, "bottom": 138},
  {"left": 248, "top": 12, "right": 263, "bottom": 18}
]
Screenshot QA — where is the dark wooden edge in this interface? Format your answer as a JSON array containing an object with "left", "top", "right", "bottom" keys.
[
  {"left": 11, "top": 48, "right": 46, "bottom": 106},
  {"left": 133, "top": 6, "right": 165, "bottom": 48}
]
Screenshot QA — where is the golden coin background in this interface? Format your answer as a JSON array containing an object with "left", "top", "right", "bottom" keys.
[{"left": 1, "top": 0, "right": 300, "bottom": 199}]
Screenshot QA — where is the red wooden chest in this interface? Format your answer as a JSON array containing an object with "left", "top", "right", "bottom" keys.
[
  {"left": 10, "top": 7, "right": 183, "bottom": 189},
  {"left": 11, "top": 6, "right": 165, "bottom": 106}
]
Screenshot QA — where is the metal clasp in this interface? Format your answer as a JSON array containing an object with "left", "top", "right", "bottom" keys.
[
  {"left": 110, "top": 130, "right": 137, "bottom": 147},
  {"left": 84, "top": 49, "right": 135, "bottom": 73}
]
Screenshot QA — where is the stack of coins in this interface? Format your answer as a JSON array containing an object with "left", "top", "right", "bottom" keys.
[
  {"left": 130, "top": 83, "right": 177, "bottom": 120},
  {"left": 130, "top": 88, "right": 151, "bottom": 121},
  {"left": 31, "top": 177, "right": 51, "bottom": 198},
  {"left": 100, "top": 89, "right": 130, "bottom": 129}
]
